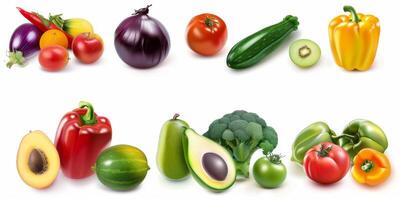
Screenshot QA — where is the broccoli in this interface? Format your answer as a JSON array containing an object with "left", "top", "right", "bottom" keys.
[{"left": 204, "top": 110, "right": 278, "bottom": 178}]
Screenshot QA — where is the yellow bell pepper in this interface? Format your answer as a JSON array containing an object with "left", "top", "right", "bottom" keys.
[
  {"left": 329, "top": 6, "right": 380, "bottom": 71},
  {"left": 352, "top": 148, "right": 391, "bottom": 186}
]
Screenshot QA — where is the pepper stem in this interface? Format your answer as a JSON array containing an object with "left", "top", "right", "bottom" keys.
[
  {"left": 332, "top": 133, "right": 357, "bottom": 140},
  {"left": 343, "top": 5, "right": 360, "bottom": 23},
  {"left": 361, "top": 160, "right": 374, "bottom": 173},
  {"left": 79, "top": 101, "right": 97, "bottom": 125}
]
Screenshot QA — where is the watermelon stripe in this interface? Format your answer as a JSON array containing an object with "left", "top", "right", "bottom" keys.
[
  {"left": 100, "top": 175, "right": 145, "bottom": 184},
  {"left": 97, "top": 168, "right": 148, "bottom": 180},
  {"left": 98, "top": 168, "right": 149, "bottom": 173}
]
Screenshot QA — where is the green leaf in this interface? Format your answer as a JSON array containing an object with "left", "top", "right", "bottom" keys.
[
  {"left": 34, "top": 12, "right": 51, "bottom": 27},
  {"left": 6, "top": 51, "right": 25, "bottom": 68},
  {"left": 48, "top": 13, "right": 65, "bottom": 29}
]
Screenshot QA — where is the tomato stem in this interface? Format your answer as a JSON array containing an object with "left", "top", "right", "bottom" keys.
[
  {"left": 267, "top": 153, "right": 283, "bottom": 165},
  {"left": 316, "top": 144, "right": 332, "bottom": 157},
  {"left": 263, "top": 150, "right": 283, "bottom": 165},
  {"left": 204, "top": 17, "right": 215, "bottom": 27}
]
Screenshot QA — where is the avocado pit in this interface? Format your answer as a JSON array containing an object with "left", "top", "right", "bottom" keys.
[{"left": 202, "top": 152, "right": 228, "bottom": 181}]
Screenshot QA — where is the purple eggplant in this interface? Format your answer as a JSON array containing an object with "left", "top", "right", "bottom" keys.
[
  {"left": 7, "top": 23, "right": 42, "bottom": 68},
  {"left": 114, "top": 5, "right": 170, "bottom": 69}
]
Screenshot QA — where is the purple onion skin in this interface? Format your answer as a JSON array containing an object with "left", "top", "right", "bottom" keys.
[
  {"left": 7, "top": 23, "right": 42, "bottom": 67},
  {"left": 114, "top": 7, "right": 170, "bottom": 69}
]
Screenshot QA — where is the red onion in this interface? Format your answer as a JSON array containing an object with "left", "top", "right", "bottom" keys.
[{"left": 114, "top": 5, "right": 170, "bottom": 69}]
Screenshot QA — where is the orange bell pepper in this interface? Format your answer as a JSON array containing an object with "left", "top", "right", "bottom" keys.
[
  {"left": 329, "top": 6, "right": 380, "bottom": 71},
  {"left": 352, "top": 148, "right": 391, "bottom": 186}
]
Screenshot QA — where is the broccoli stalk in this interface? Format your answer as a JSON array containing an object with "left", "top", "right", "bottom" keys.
[
  {"left": 204, "top": 110, "right": 278, "bottom": 178},
  {"left": 235, "top": 159, "right": 251, "bottom": 178}
]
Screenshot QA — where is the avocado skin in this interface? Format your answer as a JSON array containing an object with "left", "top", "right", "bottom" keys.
[{"left": 156, "top": 115, "right": 190, "bottom": 180}]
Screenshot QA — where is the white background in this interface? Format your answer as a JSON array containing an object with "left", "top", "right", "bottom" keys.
[{"left": 1, "top": 0, "right": 398, "bottom": 199}]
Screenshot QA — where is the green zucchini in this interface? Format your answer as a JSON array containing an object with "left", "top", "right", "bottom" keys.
[
  {"left": 227, "top": 15, "right": 299, "bottom": 69},
  {"left": 93, "top": 145, "right": 149, "bottom": 190}
]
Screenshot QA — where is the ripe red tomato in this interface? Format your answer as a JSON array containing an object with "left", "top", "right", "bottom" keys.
[
  {"left": 186, "top": 13, "right": 227, "bottom": 56},
  {"left": 303, "top": 142, "right": 350, "bottom": 184},
  {"left": 72, "top": 33, "right": 104, "bottom": 64},
  {"left": 39, "top": 45, "right": 69, "bottom": 72}
]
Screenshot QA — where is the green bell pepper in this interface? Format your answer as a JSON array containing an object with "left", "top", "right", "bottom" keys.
[
  {"left": 291, "top": 122, "right": 337, "bottom": 164},
  {"left": 338, "top": 119, "right": 388, "bottom": 160}
]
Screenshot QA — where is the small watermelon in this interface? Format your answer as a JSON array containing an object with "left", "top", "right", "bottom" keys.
[{"left": 93, "top": 144, "right": 149, "bottom": 190}]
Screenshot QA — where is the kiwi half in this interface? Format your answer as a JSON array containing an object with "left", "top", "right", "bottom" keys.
[{"left": 289, "top": 39, "right": 321, "bottom": 68}]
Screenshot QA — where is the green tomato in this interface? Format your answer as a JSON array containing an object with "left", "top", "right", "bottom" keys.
[{"left": 252, "top": 154, "right": 287, "bottom": 188}]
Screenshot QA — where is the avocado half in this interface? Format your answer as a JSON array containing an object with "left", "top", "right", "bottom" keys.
[{"left": 182, "top": 128, "right": 236, "bottom": 192}]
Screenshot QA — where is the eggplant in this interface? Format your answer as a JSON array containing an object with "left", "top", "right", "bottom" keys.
[
  {"left": 7, "top": 23, "right": 42, "bottom": 68},
  {"left": 114, "top": 5, "right": 170, "bottom": 69}
]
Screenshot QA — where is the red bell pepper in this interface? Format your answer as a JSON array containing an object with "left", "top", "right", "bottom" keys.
[
  {"left": 55, "top": 101, "right": 112, "bottom": 179},
  {"left": 17, "top": 7, "right": 73, "bottom": 48}
]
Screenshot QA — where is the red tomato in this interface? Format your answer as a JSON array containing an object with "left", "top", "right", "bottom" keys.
[
  {"left": 39, "top": 45, "right": 69, "bottom": 72},
  {"left": 303, "top": 142, "right": 350, "bottom": 184},
  {"left": 72, "top": 33, "right": 104, "bottom": 64},
  {"left": 186, "top": 13, "right": 227, "bottom": 56}
]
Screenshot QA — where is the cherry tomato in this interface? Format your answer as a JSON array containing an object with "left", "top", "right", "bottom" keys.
[
  {"left": 186, "top": 13, "right": 227, "bottom": 56},
  {"left": 39, "top": 45, "right": 69, "bottom": 72},
  {"left": 303, "top": 142, "right": 350, "bottom": 184},
  {"left": 72, "top": 33, "right": 104, "bottom": 64}
]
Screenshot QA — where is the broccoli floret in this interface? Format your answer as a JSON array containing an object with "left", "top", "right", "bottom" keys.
[{"left": 204, "top": 110, "right": 278, "bottom": 178}]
